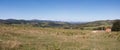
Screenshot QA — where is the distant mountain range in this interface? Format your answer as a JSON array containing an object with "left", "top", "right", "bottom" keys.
[
  {"left": 0, "top": 19, "right": 118, "bottom": 29},
  {"left": 0, "top": 19, "right": 71, "bottom": 28}
]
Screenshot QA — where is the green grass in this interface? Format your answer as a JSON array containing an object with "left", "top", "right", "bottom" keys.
[{"left": 0, "top": 25, "right": 120, "bottom": 50}]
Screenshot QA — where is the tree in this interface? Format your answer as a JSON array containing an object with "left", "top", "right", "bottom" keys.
[{"left": 112, "top": 20, "right": 120, "bottom": 31}]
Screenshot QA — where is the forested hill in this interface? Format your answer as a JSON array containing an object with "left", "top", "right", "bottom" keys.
[
  {"left": 0, "top": 19, "right": 71, "bottom": 28},
  {"left": 0, "top": 19, "right": 118, "bottom": 29},
  {"left": 76, "top": 20, "right": 114, "bottom": 27}
]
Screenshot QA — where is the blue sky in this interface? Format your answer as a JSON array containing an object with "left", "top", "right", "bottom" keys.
[{"left": 0, "top": 0, "right": 120, "bottom": 22}]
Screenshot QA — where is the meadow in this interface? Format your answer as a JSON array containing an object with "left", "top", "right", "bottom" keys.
[{"left": 0, "top": 25, "right": 120, "bottom": 50}]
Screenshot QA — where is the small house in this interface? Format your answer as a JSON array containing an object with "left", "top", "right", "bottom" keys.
[{"left": 105, "top": 26, "right": 111, "bottom": 32}]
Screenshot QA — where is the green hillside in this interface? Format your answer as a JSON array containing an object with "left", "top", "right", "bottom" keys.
[{"left": 0, "top": 19, "right": 118, "bottom": 30}]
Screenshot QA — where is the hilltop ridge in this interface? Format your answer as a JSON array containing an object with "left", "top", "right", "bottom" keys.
[{"left": 0, "top": 19, "right": 119, "bottom": 29}]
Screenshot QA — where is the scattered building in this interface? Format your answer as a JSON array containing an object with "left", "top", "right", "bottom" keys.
[{"left": 105, "top": 26, "right": 111, "bottom": 32}]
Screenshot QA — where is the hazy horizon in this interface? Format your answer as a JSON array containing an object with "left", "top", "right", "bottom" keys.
[{"left": 0, "top": 0, "right": 120, "bottom": 22}]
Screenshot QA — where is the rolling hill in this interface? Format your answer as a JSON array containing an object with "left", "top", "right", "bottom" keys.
[{"left": 0, "top": 19, "right": 118, "bottom": 29}]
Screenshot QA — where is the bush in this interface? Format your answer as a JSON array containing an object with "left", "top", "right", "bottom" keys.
[
  {"left": 112, "top": 20, "right": 120, "bottom": 31},
  {"left": 93, "top": 27, "right": 105, "bottom": 30}
]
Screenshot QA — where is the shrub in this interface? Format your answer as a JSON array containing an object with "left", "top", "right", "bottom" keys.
[{"left": 112, "top": 20, "right": 120, "bottom": 31}]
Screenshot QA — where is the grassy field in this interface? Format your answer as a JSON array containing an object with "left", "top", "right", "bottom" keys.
[{"left": 0, "top": 25, "right": 120, "bottom": 50}]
